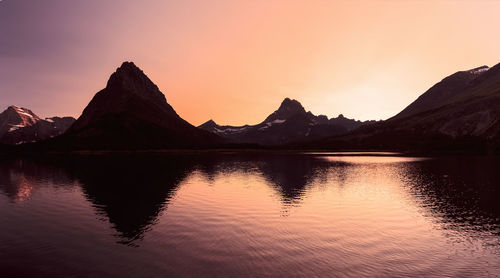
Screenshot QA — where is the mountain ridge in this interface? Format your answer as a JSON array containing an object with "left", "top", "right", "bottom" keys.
[
  {"left": 199, "top": 98, "right": 376, "bottom": 145},
  {"left": 0, "top": 105, "right": 75, "bottom": 145},
  {"left": 56, "top": 62, "right": 224, "bottom": 150},
  {"left": 309, "top": 62, "right": 500, "bottom": 152},
  {"left": 392, "top": 65, "right": 490, "bottom": 121},
  {"left": 4, "top": 60, "right": 500, "bottom": 153}
]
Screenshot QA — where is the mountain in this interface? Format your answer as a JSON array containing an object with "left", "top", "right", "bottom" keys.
[
  {"left": 199, "top": 98, "right": 375, "bottom": 145},
  {"left": 392, "top": 66, "right": 490, "bottom": 120},
  {"left": 312, "top": 63, "right": 500, "bottom": 152},
  {"left": 0, "top": 105, "right": 75, "bottom": 145},
  {"left": 59, "top": 61, "right": 222, "bottom": 150}
]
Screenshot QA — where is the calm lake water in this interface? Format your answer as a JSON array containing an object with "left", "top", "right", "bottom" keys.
[{"left": 0, "top": 153, "right": 499, "bottom": 277}]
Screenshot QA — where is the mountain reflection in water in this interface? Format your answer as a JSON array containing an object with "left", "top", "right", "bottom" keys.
[{"left": 0, "top": 153, "right": 499, "bottom": 277}]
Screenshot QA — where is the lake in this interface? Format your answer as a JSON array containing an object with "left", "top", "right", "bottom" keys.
[{"left": 0, "top": 153, "right": 499, "bottom": 277}]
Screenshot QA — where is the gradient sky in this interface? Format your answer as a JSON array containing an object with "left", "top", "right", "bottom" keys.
[{"left": 1, "top": 0, "right": 499, "bottom": 125}]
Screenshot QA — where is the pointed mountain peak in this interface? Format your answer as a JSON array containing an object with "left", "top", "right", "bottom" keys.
[
  {"left": 108, "top": 61, "right": 151, "bottom": 84},
  {"left": 108, "top": 61, "right": 143, "bottom": 81},
  {"left": 105, "top": 61, "right": 167, "bottom": 105},
  {"left": 6, "top": 105, "right": 27, "bottom": 113},
  {"left": 199, "top": 119, "right": 218, "bottom": 128},
  {"left": 119, "top": 61, "right": 140, "bottom": 70},
  {"left": 67, "top": 61, "right": 220, "bottom": 147},
  {"left": 278, "top": 98, "right": 305, "bottom": 113},
  {"left": 5, "top": 106, "right": 18, "bottom": 113},
  {"left": 111, "top": 61, "right": 149, "bottom": 82},
  {"left": 0, "top": 105, "right": 41, "bottom": 137},
  {"left": 4, "top": 105, "right": 40, "bottom": 120},
  {"left": 263, "top": 98, "right": 307, "bottom": 123}
]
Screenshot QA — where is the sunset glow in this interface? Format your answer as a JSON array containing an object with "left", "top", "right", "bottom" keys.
[{"left": 1, "top": 0, "right": 499, "bottom": 125}]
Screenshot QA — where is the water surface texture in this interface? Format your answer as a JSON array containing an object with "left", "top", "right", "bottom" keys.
[{"left": 0, "top": 153, "right": 499, "bottom": 277}]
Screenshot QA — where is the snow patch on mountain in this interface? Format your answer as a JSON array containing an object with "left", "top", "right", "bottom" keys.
[
  {"left": 214, "top": 126, "right": 249, "bottom": 134},
  {"left": 270, "top": 119, "right": 286, "bottom": 124},
  {"left": 18, "top": 111, "right": 34, "bottom": 118},
  {"left": 8, "top": 125, "right": 24, "bottom": 132},
  {"left": 12, "top": 106, "right": 35, "bottom": 118},
  {"left": 259, "top": 119, "right": 286, "bottom": 131},
  {"left": 468, "top": 66, "right": 489, "bottom": 74}
]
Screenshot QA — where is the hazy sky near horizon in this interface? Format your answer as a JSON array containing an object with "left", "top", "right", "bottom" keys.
[{"left": 1, "top": 0, "right": 499, "bottom": 125}]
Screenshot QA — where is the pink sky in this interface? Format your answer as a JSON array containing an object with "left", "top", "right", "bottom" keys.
[{"left": 1, "top": 0, "right": 499, "bottom": 125}]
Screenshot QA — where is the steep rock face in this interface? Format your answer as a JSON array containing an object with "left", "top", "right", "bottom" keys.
[
  {"left": 0, "top": 106, "right": 75, "bottom": 145},
  {"left": 199, "top": 98, "right": 375, "bottom": 145},
  {"left": 64, "top": 62, "right": 222, "bottom": 149}
]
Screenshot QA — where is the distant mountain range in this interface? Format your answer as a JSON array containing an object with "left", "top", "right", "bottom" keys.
[
  {"left": 3, "top": 61, "right": 500, "bottom": 153},
  {"left": 0, "top": 106, "right": 74, "bottom": 145},
  {"left": 199, "top": 98, "right": 376, "bottom": 145}
]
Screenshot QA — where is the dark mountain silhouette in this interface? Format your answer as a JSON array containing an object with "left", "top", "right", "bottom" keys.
[
  {"left": 199, "top": 98, "right": 375, "bottom": 145},
  {"left": 1, "top": 154, "right": 499, "bottom": 247},
  {"left": 0, "top": 105, "right": 75, "bottom": 145},
  {"left": 310, "top": 63, "right": 500, "bottom": 152},
  {"left": 52, "top": 62, "right": 223, "bottom": 150},
  {"left": 186, "top": 153, "right": 335, "bottom": 209},
  {"left": 404, "top": 156, "right": 500, "bottom": 230},
  {"left": 4, "top": 61, "right": 499, "bottom": 153},
  {"left": 0, "top": 155, "right": 197, "bottom": 245},
  {"left": 67, "top": 155, "right": 196, "bottom": 245},
  {"left": 264, "top": 98, "right": 307, "bottom": 122},
  {"left": 392, "top": 65, "right": 489, "bottom": 120}
]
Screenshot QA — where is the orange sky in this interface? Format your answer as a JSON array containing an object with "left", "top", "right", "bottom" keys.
[{"left": 1, "top": 0, "right": 499, "bottom": 125}]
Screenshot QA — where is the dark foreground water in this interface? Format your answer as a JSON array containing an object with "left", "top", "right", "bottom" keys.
[{"left": 0, "top": 153, "right": 499, "bottom": 277}]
